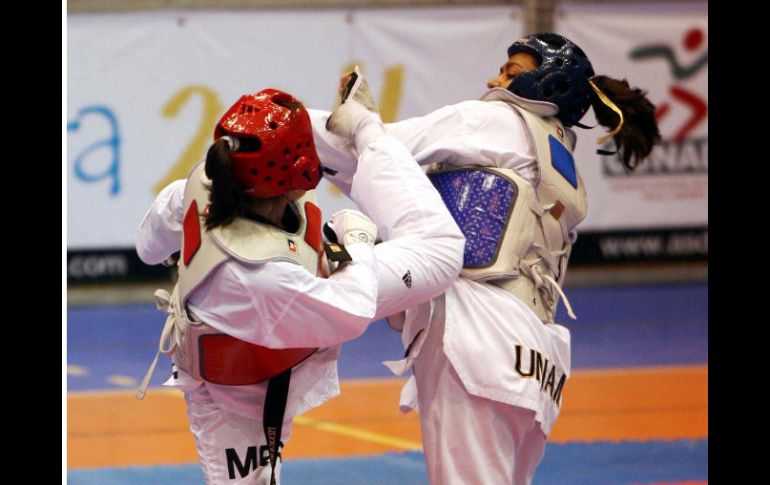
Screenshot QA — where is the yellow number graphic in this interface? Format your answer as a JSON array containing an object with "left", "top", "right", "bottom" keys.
[
  {"left": 379, "top": 65, "right": 404, "bottom": 124},
  {"left": 153, "top": 86, "right": 223, "bottom": 194}
]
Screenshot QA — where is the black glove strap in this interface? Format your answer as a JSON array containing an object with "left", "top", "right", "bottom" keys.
[{"left": 323, "top": 242, "right": 353, "bottom": 263}]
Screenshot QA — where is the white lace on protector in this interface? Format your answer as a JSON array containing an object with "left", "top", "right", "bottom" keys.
[
  {"left": 135, "top": 289, "right": 178, "bottom": 400},
  {"left": 519, "top": 249, "right": 577, "bottom": 323}
]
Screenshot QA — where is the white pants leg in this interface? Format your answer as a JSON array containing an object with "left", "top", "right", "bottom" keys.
[
  {"left": 413, "top": 308, "right": 547, "bottom": 485},
  {"left": 185, "top": 385, "right": 292, "bottom": 484}
]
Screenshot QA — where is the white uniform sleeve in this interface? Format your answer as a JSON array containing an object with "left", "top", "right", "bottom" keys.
[
  {"left": 187, "top": 243, "right": 378, "bottom": 349},
  {"left": 310, "top": 101, "right": 538, "bottom": 187},
  {"left": 135, "top": 179, "right": 187, "bottom": 265}
]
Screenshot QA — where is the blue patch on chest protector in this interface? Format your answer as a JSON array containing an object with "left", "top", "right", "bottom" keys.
[
  {"left": 428, "top": 169, "right": 518, "bottom": 267},
  {"left": 549, "top": 135, "right": 578, "bottom": 188}
]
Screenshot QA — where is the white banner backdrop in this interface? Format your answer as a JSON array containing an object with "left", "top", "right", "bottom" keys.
[
  {"left": 67, "top": 3, "right": 707, "bottom": 252},
  {"left": 66, "top": 7, "right": 522, "bottom": 249},
  {"left": 557, "top": 2, "right": 708, "bottom": 231}
]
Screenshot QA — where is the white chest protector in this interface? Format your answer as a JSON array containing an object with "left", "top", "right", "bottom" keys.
[
  {"left": 178, "top": 163, "right": 324, "bottom": 306},
  {"left": 137, "top": 163, "right": 326, "bottom": 398},
  {"left": 427, "top": 102, "right": 587, "bottom": 323}
]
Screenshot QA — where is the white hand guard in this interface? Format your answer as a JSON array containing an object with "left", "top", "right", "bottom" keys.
[
  {"left": 325, "top": 209, "right": 377, "bottom": 248},
  {"left": 326, "top": 67, "right": 385, "bottom": 155}
]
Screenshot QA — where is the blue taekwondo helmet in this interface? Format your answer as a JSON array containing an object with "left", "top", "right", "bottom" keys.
[{"left": 505, "top": 33, "right": 596, "bottom": 127}]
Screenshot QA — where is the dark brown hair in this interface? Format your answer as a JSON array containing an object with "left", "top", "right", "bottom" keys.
[
  {"left": 203, "top": 138, "right": 247, "bottom": 229},
  {"left": 589, "top": 75, "right": 661, "bottom": 172}
]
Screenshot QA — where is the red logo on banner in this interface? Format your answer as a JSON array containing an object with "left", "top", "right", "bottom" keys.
[{"left": 630, "top": 27, "right": 708, "bottom": 142}]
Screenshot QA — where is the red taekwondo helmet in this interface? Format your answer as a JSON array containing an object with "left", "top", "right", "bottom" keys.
[{"left": 214, "top": 88, "right": 323, "bottom": 199}]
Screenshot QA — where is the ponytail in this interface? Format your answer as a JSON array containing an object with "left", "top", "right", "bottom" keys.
[
  {"left": 204, "top": 138, "right": 247, "bottom": 229},
  {"left": 589, "top": 75, "right": 661, "bottom": 172}
]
